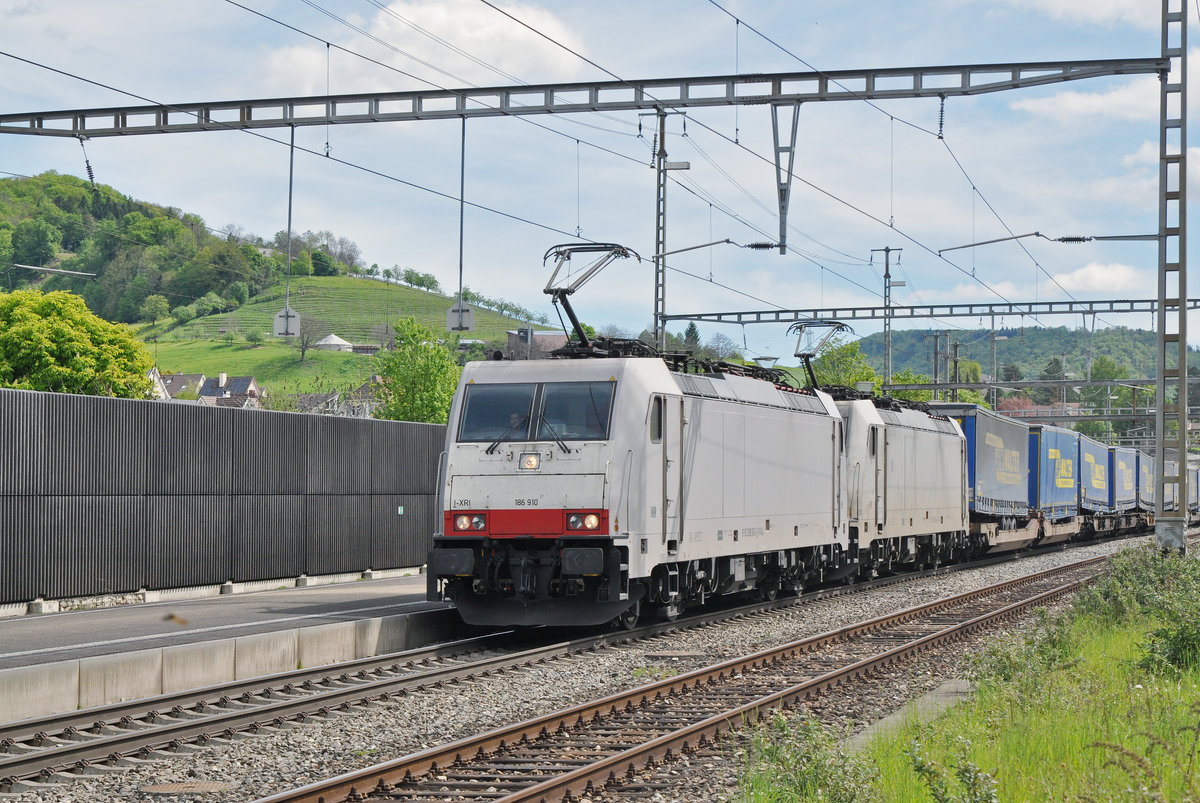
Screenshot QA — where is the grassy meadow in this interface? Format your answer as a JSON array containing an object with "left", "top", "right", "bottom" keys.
[
  {"left": 140, "top": 275, "right": 534, "bottom": 394},
  {"left": 150, "top": 339, "right": 374, "bottom": 395},
  {"left": 738, "top": 545, "right": 1200, "bottom": 802},
  {"left": 144, "top": 276, "right": 532, "bottom": 344}
]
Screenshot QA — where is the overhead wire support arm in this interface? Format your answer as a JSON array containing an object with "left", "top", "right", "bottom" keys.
[
  {"left": 662, "top": 297, "right": 1200, "bottom": 324},
  {"left": 0, "top": 59, "right": 1167, "bottom": 138}
]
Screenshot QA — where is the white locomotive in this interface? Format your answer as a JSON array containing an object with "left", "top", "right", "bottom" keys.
[{"left": 426, "top": 244, "right": 973, "bottom": 627}]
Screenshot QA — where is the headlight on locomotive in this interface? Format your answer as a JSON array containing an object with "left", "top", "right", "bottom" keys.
[
  {"left": 454, "top": 513, "right": 487, "bottom": 531},
  {"left": 567, "top": 512, "right": 601, "bottom": 531}
]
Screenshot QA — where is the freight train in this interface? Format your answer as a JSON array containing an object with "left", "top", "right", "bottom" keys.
[{"left": 425, "top": 245, "right": 1187, "bottom": 628}]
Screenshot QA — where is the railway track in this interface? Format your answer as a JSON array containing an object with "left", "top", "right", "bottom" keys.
[
  {"left": 0, "top": 537, "right": 1144, "bottom": 796},
  {"left": 253, "top": 556, "right": 1104, "bottom": 803}
]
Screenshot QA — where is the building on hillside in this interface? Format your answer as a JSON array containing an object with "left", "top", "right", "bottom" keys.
[
  {"left": 314, "top": 333, "right": 354, "bottom": 352},
  {"left": 199, "top": 373, "right": 261, "bottom": 408},
  {"left": 159, "top": 372, "right": 207, "bottom": 402},
  {"left": 287, "top": 377, "right": 379, "bottom": 418},
  {"left": 147, "top": 366, "right": 170, "bottom": 400},
  {"left": 506, "top": 329, "right": 567, "bottom": 359}
]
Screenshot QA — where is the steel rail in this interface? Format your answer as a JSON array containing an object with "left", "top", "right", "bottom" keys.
[
  {"left": 0, "top": 559, "right": 984, "bottom": 791},
  {"left": 252, "top": 557, "right": 1104, "bottom": 803}
]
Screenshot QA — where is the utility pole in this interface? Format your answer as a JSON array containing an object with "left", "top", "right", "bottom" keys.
[
  {"left": 648, "top": 111, "right": 690, "bottom": 351},
  {"left": 951, "top": 340, "right": 962, "bottom": 402},
  {"left": 927, "top": 332, "right": 942, "bottom": 400},
  {"left": 872, "top": 247, "right": 903, "bottom": 383},
  {"left": 991, "top": 324, "right": 1008, "bottom": 409}
]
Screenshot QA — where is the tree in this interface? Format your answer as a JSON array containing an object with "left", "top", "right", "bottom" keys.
[
  {"left": 11, "top": 218, "right": 61, "bottom": 267},
  {"left": 140, "top": 294, "right": 169, "bottom": 324},
  {"left": 227, "top": 281, "right": 249, "bottom": 306},
  {"left": 811, "top": 337, "right": 878, "bottom": 390},
  {"left": 1033, "top": 357, "right": 1065, "bottom": 405},
  {"left": 683, "top": 322, "right": 701, "bottom": 351},
  {"left": 296, "top": 316, "right": 331, "bottom": 361},
  {"left": 888, "top": 367, "right": 932, "bottom": 402},
  {"left": 1000, "top": 363, "right": 1023, "bottom": 382},
  {"left": 0, "top": 289, "right": 152, "bottom": 397},
  {"left": 311, "top": 250, "right": 337, "bottom": 276},
  {"left": 705, "top": 332, "right": 741, "bottom": 360},
  {"left": 372, "top": 317, "right": 462, "bottom": 424}
]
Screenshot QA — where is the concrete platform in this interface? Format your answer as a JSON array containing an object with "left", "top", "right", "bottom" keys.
[{"left": 0, "top": 572, "right": 476, "bottom": 723}]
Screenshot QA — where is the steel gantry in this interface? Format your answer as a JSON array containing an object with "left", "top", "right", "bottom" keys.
[
  {"left": 1, "top": 45, "right": 1185, "bottom": 544},
  {"left": 662, "top": 298, "right": 1200, "bottom": 325},
  {"left": 1155, "top": 0, "right": 1189, "bottom": 551}
]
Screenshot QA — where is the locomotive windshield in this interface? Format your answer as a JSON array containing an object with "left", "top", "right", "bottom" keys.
[
  {"left": 457, "top": 381, "right": 616, "bottom": 442},
  {"left": 535, "top": 382, "right": 615, "bottom": 440}
]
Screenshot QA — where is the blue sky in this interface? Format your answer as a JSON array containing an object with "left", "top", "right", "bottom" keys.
[{"left": 0, "top": 0, "right": 1190, "bottom": 364}]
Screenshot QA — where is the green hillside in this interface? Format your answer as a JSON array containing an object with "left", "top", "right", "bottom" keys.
[
  {"left": 150, "top": 339, "right": 374, "bottom": 395},
  {"left": 858, "top": 325, "right": 1199, "bottom": 382},
  {"left": 146, "top": 275, "right": 536, "bottom": 344}
]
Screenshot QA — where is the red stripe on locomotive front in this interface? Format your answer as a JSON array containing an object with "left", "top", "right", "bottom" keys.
[{"left": 444, "top": 509, "right": 609, "bottom": 537}]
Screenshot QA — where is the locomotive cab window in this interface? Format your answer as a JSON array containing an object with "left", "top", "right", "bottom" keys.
[
  {"left": 650, "top": 396, "right": 663, "bottom": 443},
  {"left": 535, "top": 382, "right": 616, "bottom": 440},
  {"left": 457, "top": 383, "right": 536, "bottom": 442}
]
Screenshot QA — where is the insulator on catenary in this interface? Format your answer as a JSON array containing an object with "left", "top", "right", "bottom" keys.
[
  {"left": 1055, "top": 236, "right": 1093, "bottom": 243},
  {"left": 743, "top": 242, "right": 778, "bottom": 250}
]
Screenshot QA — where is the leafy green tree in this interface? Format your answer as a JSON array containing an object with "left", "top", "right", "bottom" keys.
[
  {"left": 683, "top": 322, "right": 701, "bottom": 351},
  {"left": 888, "top": 367, "right": 932, "bottom": 402},
  {"left": 171, "top": 304, "right": 196, "bottom": 324},
  {"left": 140, "top": 293, "right": 169, "bottom": 324},
  {"left": 227, "top": 281, "right": 249, "bottom": 306},
  {"left": 11, "top": 218, "right": 61, "bottom": 266},
  {"left": 812, "top": 337, "right": 879, "bottom": 390},
  {"left": 195, "top": 291, "right": 224, "bottom": 317},
  {"left": 1033, "top": 357, "right": 1065, "bottom": 405},
  {"left": 372, "top": 317, "right": 462, "bottom": 424},
  {"left": 0, "top": 289, "right": 152, "bottom": 397},
  {"left": 958, "top": 360, "right": 982, "bottom": 383},
  {"left": 0, "top": 227, "right": 12, "bottom": 267},
  {"left": 311, "top": 249, "right": 337, "bottom": 276}
]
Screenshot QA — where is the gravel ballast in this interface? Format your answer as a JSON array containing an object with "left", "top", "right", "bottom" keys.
[{"left": 4, "top": 537, "right": 1148, "bottom": 803}]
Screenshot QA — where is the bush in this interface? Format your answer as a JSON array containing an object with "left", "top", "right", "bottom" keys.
[
  {"left": 741, "top": 713, "right": 877, "bottom": 802},
  {"left": 195, "top": 291, "right": 224, "bottom": 317},
  {"left": 245, "top": 330, "right": 264, "bottom": 345},
  {"left": 1074, "top": 546, "right": 1200, "bottom": 677},
  {"left": 170, "top": 304, "right": 196, "bottom": 323}
]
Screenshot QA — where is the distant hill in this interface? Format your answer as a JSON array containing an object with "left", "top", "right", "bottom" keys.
[
  {"left": 151, "top": 275, "right": 538, "bottom": 345},
  {"left": 857, "top": 325, "right": 1199, "bottom": 381}
]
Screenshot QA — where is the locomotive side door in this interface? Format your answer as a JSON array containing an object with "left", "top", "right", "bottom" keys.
[
  {"left": 662, "top": 395, "right": 683, "bottom": 550},
  {"left": 871, "top": 424, "right": 885, "bottom": 530}
]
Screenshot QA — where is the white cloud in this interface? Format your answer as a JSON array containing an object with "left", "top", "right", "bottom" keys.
[
  {"left": 262, "top": 0, "right": 589, "bottom": 95},
  {"left": 1050, "top": 262, "right": 1148, "bottom": 293},
  {"left": 1123, "top": 140, "right": 1158, "bottom": 167},
  {"left": 1009, "top": 75, "right": 1158, "bottom": 123},
  {"left": 996, "top": 0, "right": 1160, "bottom": 29}
]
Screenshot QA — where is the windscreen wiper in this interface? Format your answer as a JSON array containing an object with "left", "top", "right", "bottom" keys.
[
  {"left": 486, "top": 418, "right": 528, "bottom": 454},
  {"left": 537, "top": 413, "right": 571, "bottom": 454}
]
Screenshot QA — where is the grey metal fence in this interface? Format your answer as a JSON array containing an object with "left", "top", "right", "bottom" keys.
[{"left": 0, "top": 388, "right": 445, "bottom": 604}]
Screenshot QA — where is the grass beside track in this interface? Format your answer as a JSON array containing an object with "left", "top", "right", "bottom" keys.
[{"left": 739, "top": 545, "right": 1200, "bottom": 802}]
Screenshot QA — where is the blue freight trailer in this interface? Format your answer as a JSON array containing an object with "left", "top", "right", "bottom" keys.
[
  {"left": 1028, "top": 424, "right": 1079, "bottom": 519},
  {"left": 1078, "top": 434, "right": 1111, "bottom": 514},
  {"left": 1109, "top": 447, "right": 1138, "bottom": 513}
]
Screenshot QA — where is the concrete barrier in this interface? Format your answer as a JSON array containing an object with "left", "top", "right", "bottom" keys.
[{"left": 0, "top": 606, "right": 473, "bottom": 725}]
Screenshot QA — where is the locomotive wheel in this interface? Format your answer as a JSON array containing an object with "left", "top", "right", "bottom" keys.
[
  {"left": 613, "top": 601, "right": 640, "bottom": 631},
  {"left": 756, "top": 580, "right": 779, "bottom": 601}
]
